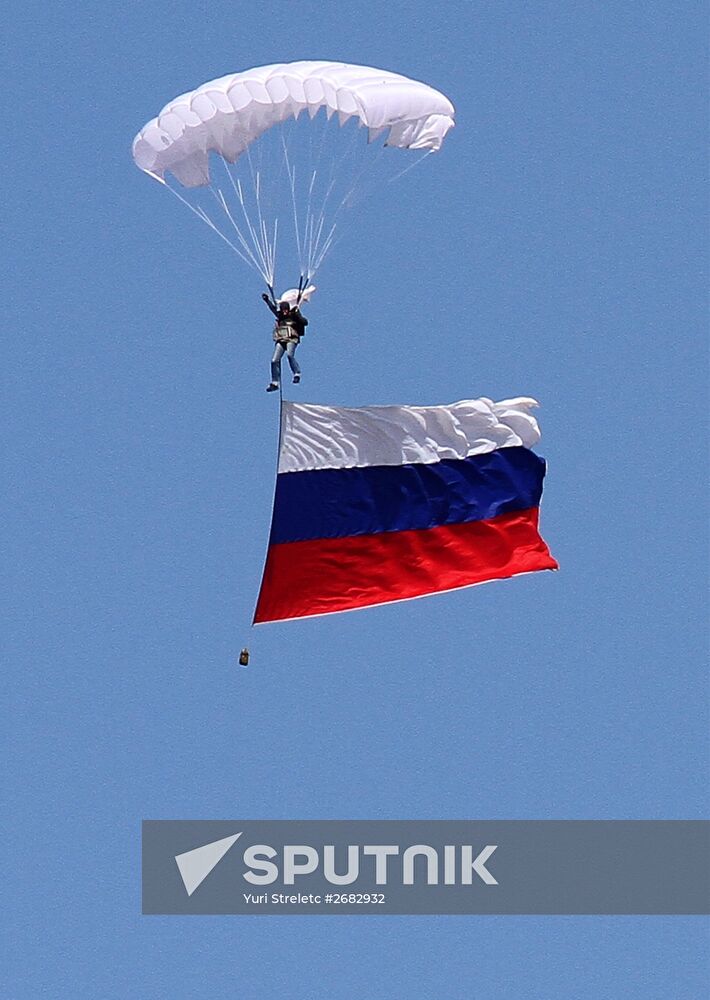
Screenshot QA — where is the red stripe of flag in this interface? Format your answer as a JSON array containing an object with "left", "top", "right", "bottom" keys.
[{"left": 254, "top": 507, "right": 558, "bottom": 623}]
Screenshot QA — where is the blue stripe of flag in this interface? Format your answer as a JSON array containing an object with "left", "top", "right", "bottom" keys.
[{"left": 270, "top": 445, "right": 547, "bottom": 545}]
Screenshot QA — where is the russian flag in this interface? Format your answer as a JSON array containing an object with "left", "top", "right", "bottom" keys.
[{"left": 254, "top": 397, "right": 557, "bottom": 623}]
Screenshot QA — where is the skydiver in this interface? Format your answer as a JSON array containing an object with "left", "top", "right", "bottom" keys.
[{"left": 262, "top": 292, "right": 308, "bottom": 392}]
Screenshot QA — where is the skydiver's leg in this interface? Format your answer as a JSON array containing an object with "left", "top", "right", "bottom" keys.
[
  {"left": 271, "top": 343, "right": 285, "bottom": 383},
  {"left": 285, "top": 341, "right": 301, "bottom": 382}
]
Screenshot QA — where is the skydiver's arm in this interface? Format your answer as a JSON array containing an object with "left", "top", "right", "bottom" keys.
[{"left": 261, "top": 293, "right": 278, "bottom": 316}]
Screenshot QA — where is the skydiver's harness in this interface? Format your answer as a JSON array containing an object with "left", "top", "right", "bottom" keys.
[{"left": 273, "top": 313, "right": 305, "bottom": 344}]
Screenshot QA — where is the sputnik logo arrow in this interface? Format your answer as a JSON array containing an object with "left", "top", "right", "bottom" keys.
[{"left": 174, "top": 833, "right": 242, "bottom": 896}]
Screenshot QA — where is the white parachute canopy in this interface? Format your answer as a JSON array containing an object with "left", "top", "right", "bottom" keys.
[{"left": 132, "top": 61, "right": 455, "bottom": 288}]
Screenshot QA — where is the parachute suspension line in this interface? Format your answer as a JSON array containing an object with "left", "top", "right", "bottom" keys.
[
  {"left": 245, "top": 148, "right": 278, "bottom": 286},
  {"left": 162, "top": 181, "right": 259, "bottom": 273},
  {"left": 281, "top": 119, "right": 313, "bottom": 294},
  {"left": 281, "top": 134, "right": 305, "bottom": 279},
  {"left": 334, "top": 140, "right": 386, "bottom": 214},
  {"left": 280, "top": 119, "right": 305, "bottom": 293},
  {"left": 210, "top": 185, "right": 269, "bottom": 281},
  {"left": 310, "top": 141, "right": 403, "bottom": 274},
  {"left": 304, "top": 175, "right": 338, "bottom": 278},
  {"left": 303, "top": 118, "right": 372, "bottom": 277},
  {"left": 270, "top": 217, "right": 278, "bottom": 290},
  {"left": 312, "top": 223, "right": 338, "bottom": 274},
  {"left": 387, "top": 149, "right": 432, "bottom": 184},
  {"left": 305, "top": 145, "right": 370, "bottom": 276},
  {"left": 300, "top": 111, "right": 332, "bottom": 283},
  {"left": 283, "top": 110, "right": 349, "bottom": 285},
  {"left": 217, "top": 160, "right": 272, "bottom": 283},
  {"left": 305, "top": 173, "right": 332, "bottom": 276},
  {"left": 302, "top": 125, "right": 351, "bottom": 278},
  {"left": 307, "top": 109, "right": 330, "bottom": 195},
  {"left": 218, "top": 165, "right": 274, "bottom": 286}
]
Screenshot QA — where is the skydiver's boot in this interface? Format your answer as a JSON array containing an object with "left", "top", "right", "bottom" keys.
[
  {"left": 266, "top": 382, "right": 279, "bottom": 392},
  {"left": 293, "top": 374, "right": 301, "bottom": 384}
]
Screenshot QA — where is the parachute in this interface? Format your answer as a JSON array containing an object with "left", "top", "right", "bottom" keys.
[{"left": 132, "top": 61, "right": 455, "bottom": 291}]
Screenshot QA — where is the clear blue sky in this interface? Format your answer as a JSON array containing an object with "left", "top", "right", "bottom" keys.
[{"left": 4, "top": 1, "right": 708, "bottom": 996}]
